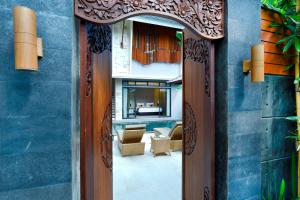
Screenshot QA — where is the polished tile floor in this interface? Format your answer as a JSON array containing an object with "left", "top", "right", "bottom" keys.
[{"left": 113, "top": 133, "right": 182, "bottom": 200}]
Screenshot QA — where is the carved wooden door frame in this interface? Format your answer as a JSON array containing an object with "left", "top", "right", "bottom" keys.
[
  {"left": 77, "top": 1, "right": 222, "bottom": 199},
  {"left": 74, "top": 0, "right": 224, "bottom": 40}
]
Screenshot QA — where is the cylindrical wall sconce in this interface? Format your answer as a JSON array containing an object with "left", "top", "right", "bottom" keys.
[
  {"left": 251, "top": 44, "right": 264, "bottom": 82},
  {"left": 13, "top": 6, "right": 43, "bottom": 71},
  {"left": 243, "top": 43, "right": 265, "bottom": 83}
]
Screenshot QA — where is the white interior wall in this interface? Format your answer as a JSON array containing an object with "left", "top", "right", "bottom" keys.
[
  {"left": 129, "top": 15, "right": 184, "bottom": 29},
  {"left": 115, "top": 79, "right": 123, "bottom": 120},
  {"left": 171, "top": 85, "right": 182, "bottom": 120},
  {"left": 112, "top": 18, "right": 183, "bottom": 121},
  {"left": 128, "top": 60, "right": 181, "bottom": 80},
  {"left": 112, "top": 21, "right": 132, "bottom": 77},
  {"left": 112, "top": 20, "right": 182, "bottom": 81}
]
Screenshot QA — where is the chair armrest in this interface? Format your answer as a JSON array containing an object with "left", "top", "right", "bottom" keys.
[{"left": 116, "top": 129, "right": 124, "bottom": 142}]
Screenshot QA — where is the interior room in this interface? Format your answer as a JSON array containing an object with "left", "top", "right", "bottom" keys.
[
  {"left": 122, "top": 81, "right": 171, "bottom": 119},
  {"left": 112, "top": 16, "right": 183, "bottom": 200}
]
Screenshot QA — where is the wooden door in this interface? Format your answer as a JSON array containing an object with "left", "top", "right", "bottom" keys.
[
  {"left": 183, "top": 29, "right": 215, "bottom": 200},
  {"left": 80, "top": 22, "right": 215, "bottom": 200},
  {"left": 80, "top": 22, "right": 113, "bottom": 200}
]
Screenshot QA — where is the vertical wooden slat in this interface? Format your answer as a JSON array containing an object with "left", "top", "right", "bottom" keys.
[
  {"left": 261, "top": 8, "right": 294, "bottom": 76},
  {"left": 83, "top": 24, "right": 113, "bottom": 200},
  {"left": 132, "top": 22, "right": 181, "bottom": 64},
  {"left": 92, "top": 49, "right": 112, "bottom": 200}
]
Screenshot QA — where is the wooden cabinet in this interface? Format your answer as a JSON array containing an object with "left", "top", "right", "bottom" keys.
[{"left": 132, "top": 22, "right": 181, "bottom": 65}]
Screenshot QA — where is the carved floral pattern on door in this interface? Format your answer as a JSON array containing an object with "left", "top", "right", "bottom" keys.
[
  {"left": 87, "top": 23, "right": 112, "bottom": 54},
  {"left": 184, "top": 102, "right": 197, "bottom": 155},
  {"left": 184, "top": 38, "right": 210, "bottom": 97},
  {"left": 204, "top": 186, "right": 210, "bottom": 200},
  {"left": 100, "top": 103, "right": 113, "bottom": 170}
]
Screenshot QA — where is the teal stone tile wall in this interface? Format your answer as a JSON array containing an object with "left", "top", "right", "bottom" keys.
[
  {"left": 216, "top": 0, "right": 262, "bottom": 199},
  {"left": 261, "top": 76, "right": 296, "bottom": 199},
  {"left": 0, "top": 1, "right": 296, "bottom": 200},
  {"left": 0, "top": 1, "right": 74, "bottom": 199},
  {"left": 215, "top": 1, "right": 296, "bottom": 199}
]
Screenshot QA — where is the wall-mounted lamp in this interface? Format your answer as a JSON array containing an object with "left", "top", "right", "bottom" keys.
[
  {"left": 243, "top": 43, "right": 264, "bottom": 82},
  {"left": 13, "top": 6, "right": 43, "bottom": 71}
]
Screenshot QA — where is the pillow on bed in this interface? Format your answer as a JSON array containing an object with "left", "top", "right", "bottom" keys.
[
  {"left": 136, "top": 103, "right": 144, "bottom": 108},
  {"left": 146, "top": 103, "right": 154, "bottom": 107},
  {"left": 125, "top": 124, "right": 146, "bottom": 130}
]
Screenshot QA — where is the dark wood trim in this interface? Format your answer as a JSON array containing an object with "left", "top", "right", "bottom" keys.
[
  {"left": 209, "top": 42, "right": 216, "bottom": 198},
  {"left": 79, "top": 20, "right": 86, "bottom": 200},
  {"left": 182, "top": 31, "right": 186, "bottom": 200},
  {"left": 80, "top": 21, "right": 94, "bottom": 200}
]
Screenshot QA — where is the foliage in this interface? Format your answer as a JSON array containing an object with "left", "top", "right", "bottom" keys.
[
  {"left": 286, "top": 118, "right": 300, "bottom": 199},
  {"left": 262, "top": 153, "right": 298, "bottom": 200},
  {"left": 278, "top": 179, "right": 286, "bottom": 200},
  {"left": 263, "top": 178, "right": 286, "bottom": 200},
  {"left": 261, "top": 0, "right": 299, "bottom": 55},
  {"left": 176, "top": 31, "right": 183, "bottom": 47},
  {"left": 261, "top": 1, "right": 300, "bottom": 199},
  {"left": 286, "top": 116, "right": 300, "bottom": 147}
]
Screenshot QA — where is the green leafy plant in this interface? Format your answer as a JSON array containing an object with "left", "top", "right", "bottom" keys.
[
  {"left": 279, "top": 179, "right": 286, "bottom": 200},
  {"left": 262, "top": 154, "right": 298, "bottom": 200},
  {"left": 176, "top": 31, "right": 183, "bottom": 47},
  {"left": 261, "top": 2, "right": 299, "bottom": 199},
  {"left": 262, "top": 177, "right": 286, "bottom": 200},
  {"left": 261, "top": 0, "right": 299, "bottom": 51},
  {"left": 262, "top": 0, "right": 299, "bottom": 74},
  {"left": 286, "top": 116, "right": 300, "bottom": 148}
]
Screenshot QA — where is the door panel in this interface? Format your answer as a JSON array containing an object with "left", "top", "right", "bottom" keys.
[
  {"left": 93, "top": 50, "right": 112, "bottom": 200},
  {"left": 80, "top": 21, "right": 94, "bottom": 200},
  {"left": 91, "top": 24, "right": 113, "bottom": 200},
  {"left": 81, "top": 22, "right": 113, "bottom": 200},
  {"left": 183, "top": 29, "right": 215, "bottom": 200}
]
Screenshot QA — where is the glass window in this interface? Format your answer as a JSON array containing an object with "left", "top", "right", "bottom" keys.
[
  {"left": 128, "top": 81, "right": 135, "bottom": 85},
  {"left": 122, "top": 83, "right": 171, "bottom": 119},
  {"left": 135, "top": 82, "right": 147, "bottom": 86},
  {"left": 148, "top": 82, "right": 160, "bottom": 86}
]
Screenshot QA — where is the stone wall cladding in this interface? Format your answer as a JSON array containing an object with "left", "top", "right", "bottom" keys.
[
  {"left": 0, "top": 1, "right": 295, "bottom": 200},
  {"left": 0, "top": 1, "right": 73, "bottom": 199},
  {"left": 261, "top": 75, "right": 296, "bottom": 199},
  {"left": 216, "top": 0, "right": 263, "bottom": 199},
  {"left": 215, "top": 1, "right": 296, "bottom": 199}
]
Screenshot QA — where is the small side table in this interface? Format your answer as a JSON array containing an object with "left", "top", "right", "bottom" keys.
[{"left": 150, "top": 136, "right": 171, "bottom": 157}]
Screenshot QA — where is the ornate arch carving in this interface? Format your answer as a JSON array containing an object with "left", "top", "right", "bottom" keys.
[{"left": 75, "top": 0, "right": 224, "bottom": 40}]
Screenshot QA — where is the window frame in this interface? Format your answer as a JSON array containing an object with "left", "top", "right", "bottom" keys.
[{"left": 122, "top": 80, "right": 172, "bottom": 119}]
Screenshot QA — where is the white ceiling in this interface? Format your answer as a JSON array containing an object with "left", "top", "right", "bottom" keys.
[{"left": 128, "top": 15, "right": 184, "bottom": 30}]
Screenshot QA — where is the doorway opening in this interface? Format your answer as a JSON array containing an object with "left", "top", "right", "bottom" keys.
[
  {"left": 121, "top": 80, "right": 172, "bottom": 119},
  {"left": 79, "top": 11, "right": 215, "bottom": 200},
  {"left": 111, "top": 16, "right": 184, "bottom": 200}
]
